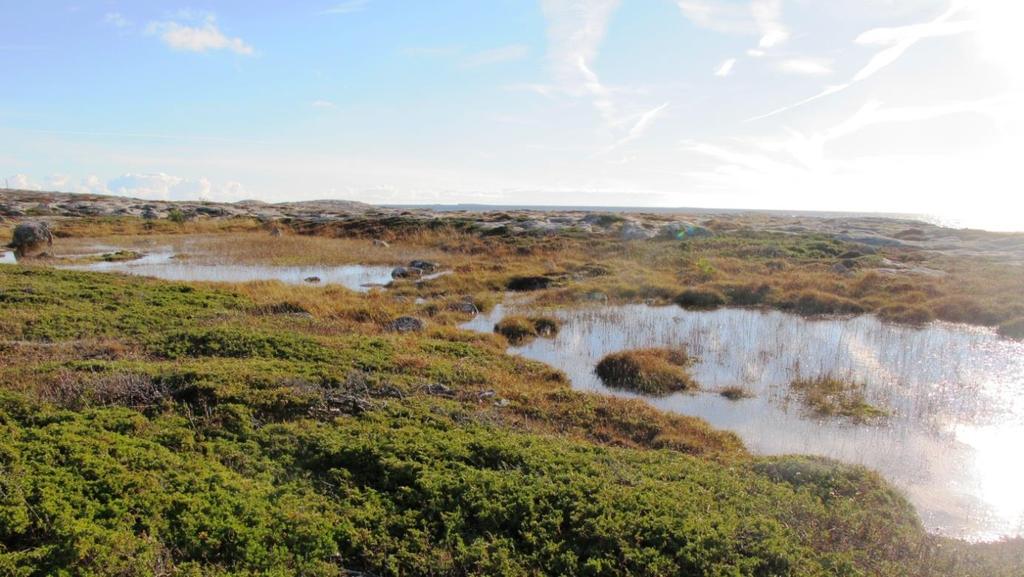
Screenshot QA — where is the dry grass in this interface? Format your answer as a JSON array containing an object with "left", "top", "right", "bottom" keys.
[
  {"left": 789, "top": 376, "right": 889, "bottom": 423},
  {"left": 595, "top": 348, "right": 697, "bottom": 396}
]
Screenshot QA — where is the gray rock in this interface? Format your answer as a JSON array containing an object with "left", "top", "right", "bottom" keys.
[
  {"left": 372, "top": 239, "right": 390, "bottom": 247},
  {"left": 447, "top": 300, "right": 479, "bottom": 314},
  {"left": 9, "top": 221, "right": 52, "bottom": 257},
  {"left": 408, "top": 260, "right": 438, "bottom": 272},
  {"left": 391, "top": 266, "right": 423, "bottom": 279},
  {"left": 386, "top": 316, "right": 426, "bottom": 333},
  {"left": 620, "top": 222, "right": 655, "bottom": 240}
]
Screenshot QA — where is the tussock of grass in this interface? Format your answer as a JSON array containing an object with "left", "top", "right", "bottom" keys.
[
  {"left": 789, "top": 376, "right": 889, "bottom": 423},
  {"left": 675, "top": 287, "right": 726, "bottom": 310},
  {"left": 720, "top": 386, "right": 754, "bottom": 400},
  {"left": 493, "top": 315, "right": 560, "bottom": 344},
  {"left": 596, "top": 348, "right": 697, "bottom": 395}
]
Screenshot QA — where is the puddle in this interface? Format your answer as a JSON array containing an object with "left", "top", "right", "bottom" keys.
[
  {"left": 463, "top": 303, "right": 1024, "bottom": 541},
  {"left": 60, "top": 251, "right": 396, "bottom": 292},
  {"left": 0, "top": 251, "right": 16, "bottom": 264}
]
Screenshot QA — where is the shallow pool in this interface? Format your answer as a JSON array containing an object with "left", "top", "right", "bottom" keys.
[
  {"left": 60, "top": 251, "right": 396, "bottom": 292},
  {"left": 463, "top": 303, "right": 1024, "bottom": 541}
]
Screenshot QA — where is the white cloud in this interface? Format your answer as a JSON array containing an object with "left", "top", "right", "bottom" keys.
[
  {"left": 106, "top": 173, "right": 248, "bottom": 201},
  {"left": 311, "top": 99, "right": 337, "bottom": 109},
  {"left": 321, "top": 0, "right": 370, "bottom": 15},
  {"left": 461, "top": 44, "right": 529, "bottom": 67},
  {"left": 147, "top": 14, "right": 253, "bottom": 55},
  {"left": 3, "top": 174, "right": 41, "bottom": 190},
  {"left": 751, "top": 0, "right": 788, "bottom": 48},
  {"left": 677, "top": 0, "right": 788, "bottom": 48},
  {"left": 776, "top": 57, "right": 833, "bottom": 76},
  {"left": 104, "top": 12, "right": 130, "bottom": 28},
  {"left": 609, "top": 102, "right": 670, "bottom": 151},
  {"left": 714, "top": 58, "right": 737, "bottom": 77},
  {"left": 540, "top": 0, "right": 622, "bottom": 125},
  {"left": 749, "top": 2, "right": 973, "bottom": 120}
]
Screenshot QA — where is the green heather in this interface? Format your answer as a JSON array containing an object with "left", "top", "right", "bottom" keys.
[{"left": 0, "top": 259, "right": 1020, "bottom": 576}]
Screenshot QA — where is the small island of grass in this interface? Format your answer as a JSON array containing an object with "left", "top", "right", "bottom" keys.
[
  {"left": 595, "top": 348, "right": 697, "bottom": 396},
  {"left": 494, "top": 315, "right": 561, "bottom": 344},
  {"left": 789, "top": 375, "right": 889, "bottom": 423}
]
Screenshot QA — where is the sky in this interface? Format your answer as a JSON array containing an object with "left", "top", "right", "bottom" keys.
[{"left": 2, "top": 0, "right": 1022, "bottom": 229}]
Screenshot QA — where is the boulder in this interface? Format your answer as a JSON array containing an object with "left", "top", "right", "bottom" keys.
[
  {"left": 304, "top": 276, "right": 321, "bottom": 283},
  {"left": 391, "top": 266, "right": 423, "bottom": 279},
  {"left": 9, "top": 221, "right": 53, "bottom": 257},
  {"left": 620, "top": 222, "right": 655, "bottom": 240},
  {"left": 386, "top": 316, "right": 426, "bottom": 333},
  {"left": 408, "top": 260, "right": 438, "bottom": 273}
]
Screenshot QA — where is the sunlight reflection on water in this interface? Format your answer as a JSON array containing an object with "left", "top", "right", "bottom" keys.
[
  {"left": 60, "top": 251, "right": 396, "bottom": 291},
  {"left": 463, "top": 303, "right": 1024, "bottom": 541}
]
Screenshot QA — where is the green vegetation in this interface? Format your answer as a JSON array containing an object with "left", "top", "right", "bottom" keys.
[
  {"left": 596, "top": 348, "right": 697, "bottom": 395},
  {"left": 493, "top": 315, "right": 560, "bottom": 345},
  {"left": 789, "top": 376, "right": 890, "bottom": 423},
  {"left": 2, "top": 216, "right": 1024, "bottom": 576},
  {"left": 675, "top": 287, "right": 727, "bottom": 310}
]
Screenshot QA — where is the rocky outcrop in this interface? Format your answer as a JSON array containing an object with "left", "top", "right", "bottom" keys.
[{"left": 9, "top": 221, "right": 53, "bottom": 257}]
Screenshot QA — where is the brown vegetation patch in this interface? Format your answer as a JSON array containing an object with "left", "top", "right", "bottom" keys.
[{"left": 595, "top": 348, "right": 697, "bottom": 395}]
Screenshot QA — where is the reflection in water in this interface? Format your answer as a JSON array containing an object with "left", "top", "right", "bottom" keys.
[
  {"left": 61, "top": 251, "right": 396, "bottom": 292},
  {"left": 463, "top": 304, "right": 1024, "bottom": 541}
]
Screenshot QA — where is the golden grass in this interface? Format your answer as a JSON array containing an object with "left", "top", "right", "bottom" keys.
[{"left": 595, "top": 348, "right": 697, "bottom": 396}]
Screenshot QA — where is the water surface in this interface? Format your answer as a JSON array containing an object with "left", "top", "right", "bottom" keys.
[
  {"left": 62, "top": 251, "right": 395, "bottom": 292},
  {"left": 463, "top": 304, "right": 1024, "bottom": 541}
]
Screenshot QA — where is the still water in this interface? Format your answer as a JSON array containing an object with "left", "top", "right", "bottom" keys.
[
  {"left": 60, "top": 251, "right": 396, "bottom": 292},
  {"left": 463, "top": 304, "right": 1024, "bottom": 541}
]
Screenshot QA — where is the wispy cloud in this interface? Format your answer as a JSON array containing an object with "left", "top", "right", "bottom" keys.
[
  {"left": 749, "top": 2, "right": 973, "bottom": 120},
  {"left": 751, "top": 0, "right": 788, "bottom": 48},
  {"left": 461, "top": 44, "right": 529, "bottom": 67},
  {"left": 311, "top": 100, "right": 336, "bottom": 109},
  {"left": 147, "top": 14, "right": 253, "bottom": 55},
  {"left": 714, "top": 58, "right": 737, "bottom": 77},
  {"left": 320, "top": 0, "right": 370, "bottom": 15},
  {"left": 776, "top": 57, "right": 833, "bottom": 76},
  {"left": 540, "top": 0, "right": 622, "bottom": 125},
  {"left": 104, "top": 12, "right": 130, "bottom": 29},
  {"left": 609, "top": 102, "right": 670, "bottom": 151},
  {"left": 677, "top": 0, "right": 788, "bottom": 48}
]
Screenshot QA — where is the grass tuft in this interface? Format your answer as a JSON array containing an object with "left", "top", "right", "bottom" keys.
[{"left": 596, "top": 348, "right": 697, "bottom": 395}]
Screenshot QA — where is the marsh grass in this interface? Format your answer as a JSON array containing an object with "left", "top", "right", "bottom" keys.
[
  {"left": 493, "top": 315, "right": 561, "bottom": 344},
  {"left": 789, "top": 375, "right": 890, "bottom": 423},
  {"left": 596, "top": 348, "right": 697, "bottom": 395}
]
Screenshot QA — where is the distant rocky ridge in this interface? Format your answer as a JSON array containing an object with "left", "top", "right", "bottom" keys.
[{"left": 3, "top": 188, "right": 1023, "bottom": 263}]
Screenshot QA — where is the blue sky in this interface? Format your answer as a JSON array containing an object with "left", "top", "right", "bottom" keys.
[{"left": 2, "top": 1, "right": 1021, "bottom": 227}]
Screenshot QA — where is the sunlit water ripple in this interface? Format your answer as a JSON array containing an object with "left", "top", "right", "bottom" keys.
[{"left": 463, "top": 303, "right": 1024, "bottom": 541}]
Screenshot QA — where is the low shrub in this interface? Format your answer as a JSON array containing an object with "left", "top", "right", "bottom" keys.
[
  {"left": 779, "top": 291, "right": 864, "bottom": 316},
  {"left": 716, "top": 282, "right": 772, "bottom": 306},
  {"left": 151, "top": 327, "right": 333, "bottom": 362},
  {"left": 876, "top": 304, "right": 935, "bottom": 325},
  {"left": 675, "top": 287, "right": 727, "bottom": 310},
  {"left": 595, "top": 348, "right": 697, "bottom": 395},
  {"left": 997, "top": 318, "right": 1024, "bottom": 340}
]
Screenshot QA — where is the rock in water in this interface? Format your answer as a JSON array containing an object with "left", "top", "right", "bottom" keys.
[
  {"left": 9, "top": 221, "right": 53, "bottom": 257},
  {"left": 391, "top": 266, "right": 423, "bottom": 279}
]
